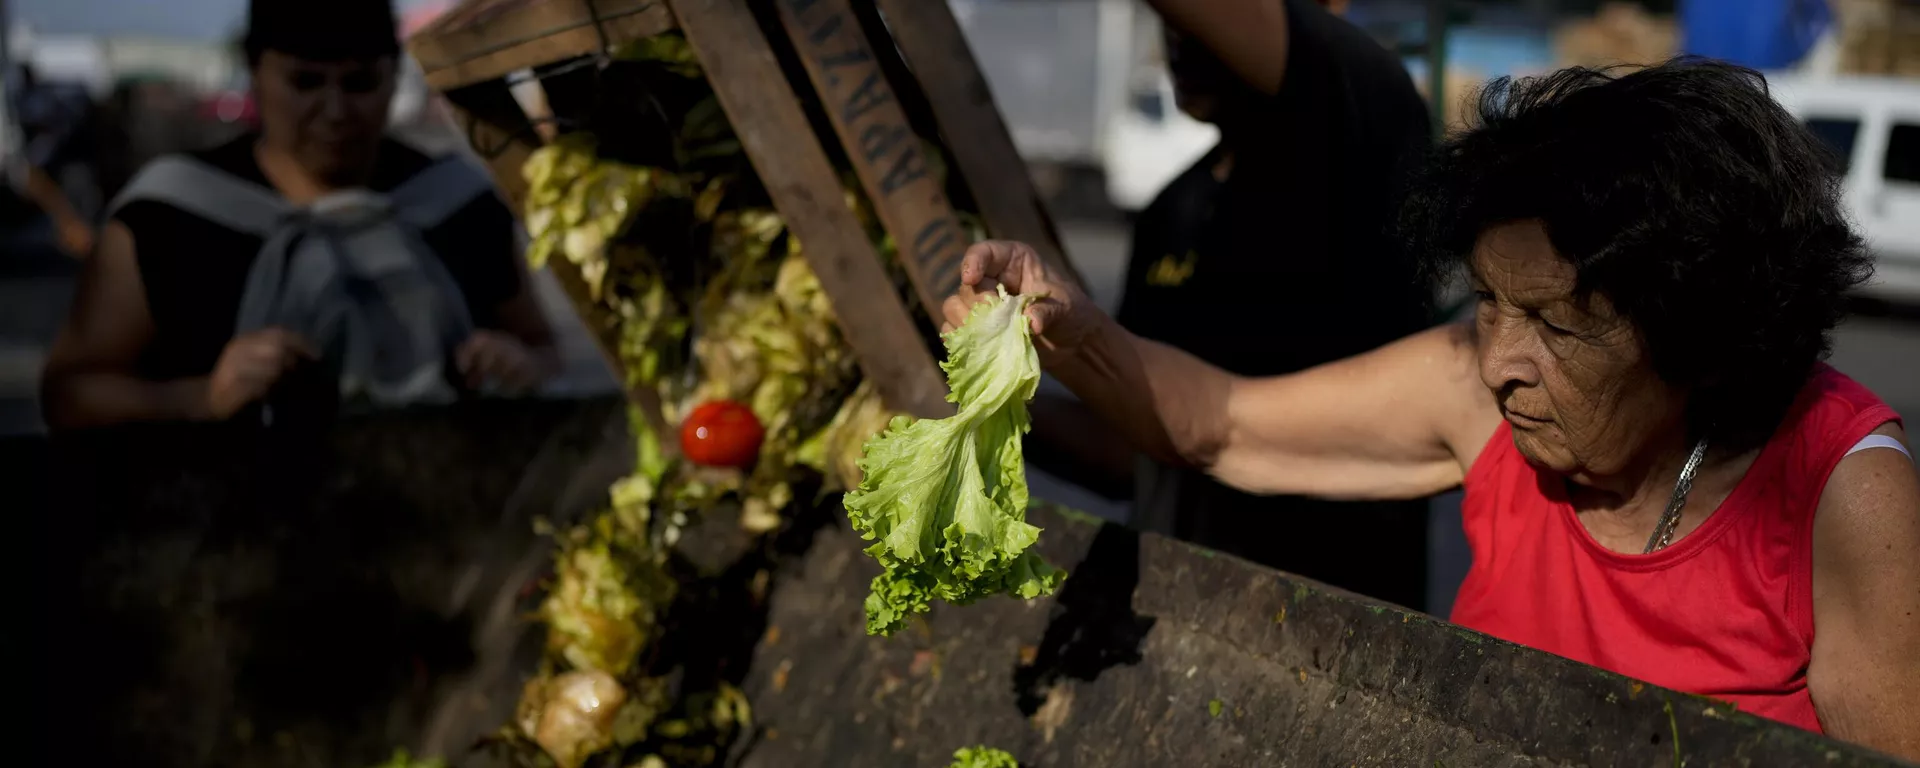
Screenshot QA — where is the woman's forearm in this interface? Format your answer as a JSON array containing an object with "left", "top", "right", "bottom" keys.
[
  {"left": 1040, "top": 315, "right": 1238, "bottom": 470},
  {"left": 1144, "top": 0, "right": 1290, "bottom": 95},
  {"left": 41, "top": 371, "right": 214, "bottom": 431}
]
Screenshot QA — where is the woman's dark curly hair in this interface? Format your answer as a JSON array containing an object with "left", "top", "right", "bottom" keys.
[{"left": 1401, "top": 58, "right": 1872, "bottom": 453}]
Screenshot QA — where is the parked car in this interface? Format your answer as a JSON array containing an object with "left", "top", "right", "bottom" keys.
[{"left": 1768, "top": 74, "right": 1920, "bottom": 305}]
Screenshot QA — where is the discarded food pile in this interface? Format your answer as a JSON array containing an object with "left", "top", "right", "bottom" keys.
[{"left": 481, "top": 32, "right": 1059, "bottom": 768}]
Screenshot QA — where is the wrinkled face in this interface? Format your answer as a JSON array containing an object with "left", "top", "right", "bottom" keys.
[
  {"left": 252, "top": 51, "right": 394, "bottom": 185},
  {"left": 1470, "top": 220, "right": 1689, "bottom": 482}
]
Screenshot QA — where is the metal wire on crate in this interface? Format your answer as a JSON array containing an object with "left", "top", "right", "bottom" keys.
[
  {"left": 464, "top": 112, "right": 588, "bottom": 160},
  {"left": 582, "top": 0, "right": 615, "bottom": 60},
  {"left": 463, "top": 54, "right": 604, "bottom": 160},
  {"left": 464, "top": 19, "right": 683, "bottom": 163},
  {"left": 459, "top": 0, "right": 641, "bottom": 161},
  {"left": 504, "top": 54, "right": 606, "bottom": 86}
]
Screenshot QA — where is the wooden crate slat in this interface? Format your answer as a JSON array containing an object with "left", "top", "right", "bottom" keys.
[
  {"left": 673, "top": 0, "right": 953, "bottom": 419},
  {"left": 419, "top": 0, "right": 545, "bottom": 34},
  {"left": 870, "top": 0, "right": 1086, "bottom": 290},
  {"left": 774, "top": 0, "right": 971, "bottom": 319},
  {"left": 410, "top": 0, "right": 666, "bottom": 68},
  {"left": 409, "top": 0, "right": 676, "bottom": 91}
]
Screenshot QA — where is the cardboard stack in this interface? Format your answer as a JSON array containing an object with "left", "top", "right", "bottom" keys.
[
  {"left": 1552, "top": 2, "right": 1679, "bottom": 69},
  {"left": 1415, "top": 67, "right": 1488, "bottom": 137},
  {"left": 1833, "top": 0, "right": 1920, "bottom": 77}
]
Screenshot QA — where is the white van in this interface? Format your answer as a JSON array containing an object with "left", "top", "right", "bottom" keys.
[
  {"left": 1767, "top": 75, "right": 1920, "bottom": 304},
  {"left": 1101, "top": 68, "right": 1220, "bottom": 213}
]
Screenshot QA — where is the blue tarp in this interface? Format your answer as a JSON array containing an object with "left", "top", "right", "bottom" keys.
[{"left": 1682, "top": 0, "right": 1832, "bottom": 70}]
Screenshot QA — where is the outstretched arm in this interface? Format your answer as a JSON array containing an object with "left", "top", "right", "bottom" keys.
[
  {"left": 1146, "top": 0, "right": 1292, "bottom": 95},
  {"left": 1052, "top": 315, "right": 1493, "bottom": 500},
  {"left": 944, "top": 241, "right": 1498, "bottom": 501}
]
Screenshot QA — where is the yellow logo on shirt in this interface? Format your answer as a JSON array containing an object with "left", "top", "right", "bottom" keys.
[{"left": 1147, "top": 251, "right": 1199, "bottom": 287}]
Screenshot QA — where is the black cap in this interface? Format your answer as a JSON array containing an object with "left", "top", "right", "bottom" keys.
[{"left": 242, "top": 0, "right": 401, "bottom": 63}]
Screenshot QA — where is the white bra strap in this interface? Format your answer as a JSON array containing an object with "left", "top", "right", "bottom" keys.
[{"left": 1845, "top": 434, "right": 1912, "bottom": 461}]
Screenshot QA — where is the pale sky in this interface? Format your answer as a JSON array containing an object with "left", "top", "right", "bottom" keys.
[{"left": 13, "top": 0, "right": 444, "bottom": 41}]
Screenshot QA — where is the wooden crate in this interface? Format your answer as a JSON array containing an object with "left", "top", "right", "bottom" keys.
[
  {"left": 411, "top": 0, "right": 677, "bottom": 91},
  {"left": 408, "top": 0, "right": 1084, "bottom": 421}
]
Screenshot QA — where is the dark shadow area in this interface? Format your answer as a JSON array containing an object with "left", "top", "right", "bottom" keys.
[
  {"left": 0, "top": 224, "right": 81, "bottom": 436},
  {"left": 1013, "top": 522, "right": 1157, "bottom": 716},
  {"left": 235, "top": 571, "right": 479, "bottom": 726},
  {"left": 1846, "top": 294, "right": 1920, "bottom": 322},
  {"left": 648, "top": 483, "right": 847, "bottom": 766},
  {"left": 13, "top": 400, "right": 618, "bottom": 767},
  {"left": 42, "top": 425, "right": 478, "bottom": 765},
  {"left": 655, "top": 487, "right": 833, "bottom": 681}
]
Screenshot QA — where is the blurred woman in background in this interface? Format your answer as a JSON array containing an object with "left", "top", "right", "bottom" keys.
[{"left": 41, "top": 0, "right": 557, "bottom": 431}]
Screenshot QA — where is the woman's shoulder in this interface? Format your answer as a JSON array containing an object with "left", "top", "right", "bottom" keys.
[
  {"left": 112, "top": 133, "right": 267, "bottom": 227},
  {"left": 371, "top": 138, "right": 510, "bottom": 224},
  {"left": 1756, "top": 364, "right": 1905, "bottom": 510},
  {"left": 1783, "top": 364, "right": 1901, "bottom": 451},
  {"left": 1801, "top": 363, "right": 1891, "bottom": 410}
]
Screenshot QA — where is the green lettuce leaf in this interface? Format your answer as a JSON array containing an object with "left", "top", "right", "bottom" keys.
[
  {"left": 365, "top": 749, "right": 446, "bottom": 768},
  {"left": 843, "top": 286, "right": 1065, "bottom": 636},
  {"left": 948, "top": 745, "right": 1021, "bottom": 768}
]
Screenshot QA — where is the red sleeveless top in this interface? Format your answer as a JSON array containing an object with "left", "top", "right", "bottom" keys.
[{"left": 1449, "top": 364, "right": 1899, "bottom": 732}]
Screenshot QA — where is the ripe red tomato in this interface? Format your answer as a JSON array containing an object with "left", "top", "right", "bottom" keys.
[{"left": 680, "top": 400, "right": 765, "bottom": 468}]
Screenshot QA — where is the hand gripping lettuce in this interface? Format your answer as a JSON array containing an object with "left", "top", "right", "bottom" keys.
[{"left": 843, "top": 285, "right": 1066, "bottom": 636}]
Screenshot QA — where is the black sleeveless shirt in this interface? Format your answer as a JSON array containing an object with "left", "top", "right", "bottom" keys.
[{"left": 114, "top": 134, "right": 522, "bottom": 381}]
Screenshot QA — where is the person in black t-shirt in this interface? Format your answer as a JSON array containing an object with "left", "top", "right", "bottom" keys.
[
  {"left": 40, "top": 0, "right": 558, "bottom": 431},
  {"left": 1025, "top": 0, "right": 1436, "bottom": 608}
]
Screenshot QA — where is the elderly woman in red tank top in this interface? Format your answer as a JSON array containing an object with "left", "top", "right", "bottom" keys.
[{"left": 939, "top": 59, "right": 1920, "bottom": 757}]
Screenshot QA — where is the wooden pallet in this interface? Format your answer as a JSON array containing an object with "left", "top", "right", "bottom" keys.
[{"left": 408, "top": 0, "right": 1082, "bottom": 420}]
